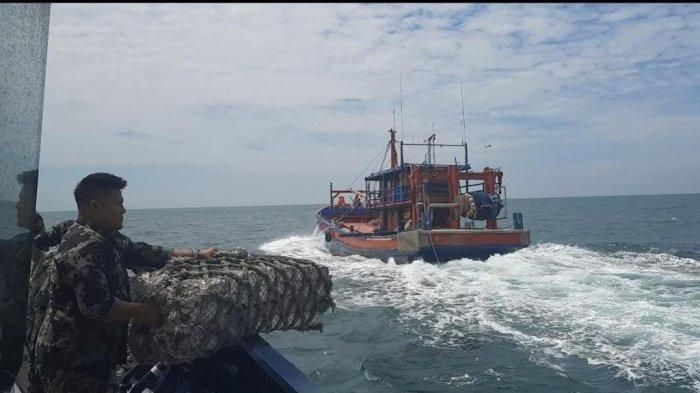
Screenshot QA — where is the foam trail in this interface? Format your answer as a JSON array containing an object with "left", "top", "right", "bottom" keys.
[{"left": 260, "top": 237, "right": 700, "bottom": 391}]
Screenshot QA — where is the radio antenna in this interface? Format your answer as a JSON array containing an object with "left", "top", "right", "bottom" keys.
[
  {"left": 400, "top": 72, "right": 405, "bottom": 142},
  {"left": 393, "top": 94, "right": 396, "bottom": 130},
  {"left": 460, "top": 75, "right": 467, "bottom": 145}
]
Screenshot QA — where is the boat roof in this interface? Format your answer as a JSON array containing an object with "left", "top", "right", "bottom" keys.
[
  {"left": 364, "top": 163, "right": 468, "bottom": 181},
  {"left": 364, "top": 164, "right": 407, "bottom": 181}
]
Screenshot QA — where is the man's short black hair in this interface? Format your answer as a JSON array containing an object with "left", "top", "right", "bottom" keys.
[{"left": 74, "top": 173, "right": 127, "bottom": 207}]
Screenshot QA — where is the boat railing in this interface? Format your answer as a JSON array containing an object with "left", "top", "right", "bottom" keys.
[
  {"left": 238, "top": 335, "right": 324, "bottom": 393},
  {"left": 461, "top": 181, "right": 485, "bottom": 195},
  {"left": 367, "top": 186, "right": 411, "bottom": 207},
  {"left": 318, "top": 205, "right": 371, "bottom": 218},
  {"left": 328, "top": 184, "right": 366, "bottom": 208},
  {"left": 337, "top": 230, "right": 396, "bottom": 237},
  {"left": 496, "top": 184, "right": 508, "bottom": 221}
]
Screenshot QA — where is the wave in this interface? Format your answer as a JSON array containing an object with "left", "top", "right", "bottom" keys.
[{"left": 259, "top": 236, "right": 700, "bottom": 391}]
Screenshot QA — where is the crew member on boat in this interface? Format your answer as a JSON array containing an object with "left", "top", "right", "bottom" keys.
[
  {"left": 31, "top": 173, "right": 218, "bottom": 393},
  {"left": 368, "top": 218, "right": 381, "bottom": 233},
  {"left": 403, "top": 211, "right": 413, "bottom": 231}
]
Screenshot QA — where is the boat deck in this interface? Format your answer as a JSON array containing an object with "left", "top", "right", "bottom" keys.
[{"left": 337, "top": 221, "right": 374, "bottom": 233}]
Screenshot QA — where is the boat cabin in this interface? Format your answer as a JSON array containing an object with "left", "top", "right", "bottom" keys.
[{"left": 320, "top": 129, "right": 511, "bottom": 236}]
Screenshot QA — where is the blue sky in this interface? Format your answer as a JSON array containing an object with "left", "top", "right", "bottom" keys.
[{"left": 36, "top": 4, "right": 700, "bottom": 211}]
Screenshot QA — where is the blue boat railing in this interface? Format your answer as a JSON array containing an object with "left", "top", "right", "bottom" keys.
[
  {"left": 121, "top": 334, "right": 323, "bottom": 393},
  {"left": 367, "top": 186, "right": 411, "bottom": 207},
  {"left": 238, "top": 335, "right": 323, "bottom": 393}
]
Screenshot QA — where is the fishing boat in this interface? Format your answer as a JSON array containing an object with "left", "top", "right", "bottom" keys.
[{"left": 317, "top": 129, "right": 530, "bottom": 263}]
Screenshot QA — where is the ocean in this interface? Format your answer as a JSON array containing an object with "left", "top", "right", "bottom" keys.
[{"left": 40, "top": 194, "right": 700, "bottom": 392}]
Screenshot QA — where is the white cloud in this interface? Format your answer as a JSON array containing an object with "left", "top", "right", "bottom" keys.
[{"left": 37, "top": 4, "right": 700, "bottom": 209}]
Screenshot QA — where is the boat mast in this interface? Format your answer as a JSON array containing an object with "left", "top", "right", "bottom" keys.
[
  {"left": 460, "top": 75, "right": 470, "bottom": 171},
  {"left": 460, "top": 75, "right": 466, "bottom": 145},
  {"left": 400, "top": 73, "right": 405, "bottom": 142},
  {"left": 389, "top": 128, "right": 398, "bottom": 169},
  {"left": 426, "top": 133, "right": 436, "bottom": 165}
]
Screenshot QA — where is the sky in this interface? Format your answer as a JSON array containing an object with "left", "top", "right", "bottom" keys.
[{"left": 36, "top": 3, "right": 700, "bottom": 211}]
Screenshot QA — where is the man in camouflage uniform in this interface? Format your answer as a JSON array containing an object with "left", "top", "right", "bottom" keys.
[
  {"left": 0, "top": 170, "right": 44, "bottom": 392},
  {"left": 31, "top": 173, "right": 216, "bottom": 393},
  {"left": 25, "top": 220, "right": 74, "bottom": 393}
]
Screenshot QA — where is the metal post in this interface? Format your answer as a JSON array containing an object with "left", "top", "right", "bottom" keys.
[
  {"left": 0, "top": 4, "right": 51, "bottom": 391},
  {"left": 464, "top": 143, "right": 469, "bottom": 170},
  {"left": 464, "top": 143, "right": 469, "bottom": 190},
  {"left": 366, "top": 181, "right": 370, "bottom": 207},
  {"left": 513, "top": 213, "right": 524, "bottom": 230}
]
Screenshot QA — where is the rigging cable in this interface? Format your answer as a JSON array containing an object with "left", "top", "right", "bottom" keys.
[
  {"left": 344, "top": 142, "right": 390, "bottom": 190},
  {"left": 428, "top": 229, "right": 441, "bottom": 265},
  {"left": 334, "top": 142, "right": 391, "bottom": 224}
]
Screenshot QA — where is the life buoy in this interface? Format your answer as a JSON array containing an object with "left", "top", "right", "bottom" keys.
[{"left": 324, "top": 231, "right": 332, "bottom": 242}]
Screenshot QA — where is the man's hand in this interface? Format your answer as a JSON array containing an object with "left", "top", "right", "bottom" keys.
[
  {"left": 135, "top": 303, "right": 161, "bottom": 327},
  {"left": 104, "top": 298, "right": 161, "bottom": 327}
]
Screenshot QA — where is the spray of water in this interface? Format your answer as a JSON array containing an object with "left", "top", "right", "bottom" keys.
[{"left": 260, "top": 235, "right": 700, "bottom": 391}]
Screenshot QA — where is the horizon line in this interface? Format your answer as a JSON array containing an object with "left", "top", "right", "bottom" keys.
[{"left": 35, "top": 191, "right": 700, "bottom": 213}]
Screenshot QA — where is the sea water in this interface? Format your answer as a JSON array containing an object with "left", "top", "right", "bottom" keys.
[{"left": 41, "top": 194, "right": 700, "bottom": 392}]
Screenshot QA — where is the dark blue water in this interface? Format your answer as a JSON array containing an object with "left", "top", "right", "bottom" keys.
[{"left": 41, "top": 194, "right": 700, "bottom": 392}]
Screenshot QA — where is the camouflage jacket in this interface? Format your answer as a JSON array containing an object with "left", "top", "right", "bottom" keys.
[
  {"left": 26, "top": 219, "right": 77, "bottom": 340},
  {"left": 34, "top": 220, "right": 172, "bottom": 374},
  {"left": 0, "top": 218, "right": 75, "bottom": 320},
  {"left": 25, "top": 219, "right": 75, "bottom": 377},
  {"left": 0, "top": 230, "right": 36, "bottom": 326},
  {"left": 33, "top": 219, "right": 75, "bottom": 252}
]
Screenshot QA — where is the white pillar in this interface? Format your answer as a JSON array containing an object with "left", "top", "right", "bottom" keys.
[{"left": 0, "top": 4, "right": 51, "bottom": 392}]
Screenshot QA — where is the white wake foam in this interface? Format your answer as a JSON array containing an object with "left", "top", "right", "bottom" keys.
[{"left": 259, "top": 236, "right": 700, "bottom": 391}]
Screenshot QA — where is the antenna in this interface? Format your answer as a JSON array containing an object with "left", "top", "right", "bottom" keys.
[
  {"left": 411, "top": 136, "right": 414, "bottom": 163},
  {"left": 426, "top": 133, "right": 436, "bottom": 165},
  {"left": 400, "top": 72, "right": 405, "bottom": 142},
  {"left": 428, "top": 122, "right": 437, "bottom": 164},
  {"left": 460, "top": 75, "right": 467, "bottom": 145},
  {"left": 393, "top": 93, "right": 396, "bottom": 130}
]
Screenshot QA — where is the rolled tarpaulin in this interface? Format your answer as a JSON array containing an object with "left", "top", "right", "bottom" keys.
[{"left": 128, "top": 249, "right": 334, "bottom": 364}]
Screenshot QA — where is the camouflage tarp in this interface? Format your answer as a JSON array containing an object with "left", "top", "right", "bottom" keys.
[{"left": 128, "top": 250, "right": 335, "bottom": 364}]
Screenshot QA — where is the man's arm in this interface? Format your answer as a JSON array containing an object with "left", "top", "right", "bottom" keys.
[
  {"left": 170, "top": 247, "right": 217, "bottom": 260},
  {"left": 103, "top": 297, "right": 160, "bottom": 326},
  {"left": 33, "top": 219, "right": 74, "bottom": 251},
  {"left": 71, "top": 242, "right": 161, "bottom": 326},
  {"left": 117, "top": 232, "right": 217, "bottom": 271}
]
